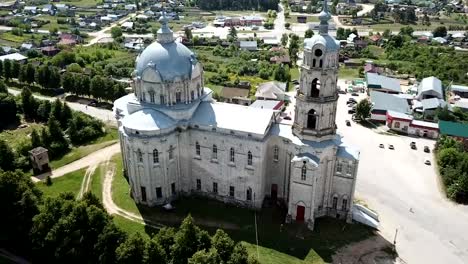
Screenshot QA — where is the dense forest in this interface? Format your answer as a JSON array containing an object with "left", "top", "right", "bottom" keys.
[{"left": 196, "top": 0, "right": 279, "bottom": 11}]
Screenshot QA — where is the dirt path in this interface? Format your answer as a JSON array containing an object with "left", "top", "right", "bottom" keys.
[
  {"left": 77, "top": 164, "right": 97, "bottom": 199},
  {"left": 102, "top": 161, "right": 164, "bottom": 229},
  {"left": 32, "top": 143, "right": 121, "bottom": 183}
]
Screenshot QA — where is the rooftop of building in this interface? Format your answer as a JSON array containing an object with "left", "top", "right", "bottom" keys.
[
  {"left": 439, "top": 120, "right": 468, "bottom": 138},
  {"left": 366, "top": 72, "right": 401, "bottom": 93}
]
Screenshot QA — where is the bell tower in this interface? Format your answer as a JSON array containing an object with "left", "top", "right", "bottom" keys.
[{"left": 292, "top": 0, "right": 340, "bottom": 142}]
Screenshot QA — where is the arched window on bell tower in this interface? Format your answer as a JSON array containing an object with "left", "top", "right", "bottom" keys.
[
  {"left": 319, "top": 59, "right": 323, "bottom": 68},
  {"left": 311, "top": 78, "right": 320, "bottom": 97},
  {"left": 312, "top": 59, "right": 316, "bottom": 67},
  {"left": 307, "top": 109, "right": 317, "bottom": 129}
]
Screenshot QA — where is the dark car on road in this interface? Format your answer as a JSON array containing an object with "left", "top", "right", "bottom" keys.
[
  {"left": 348, "top": 109, "right": 356, "bottom": 114},
  {"left": 424, "top": 146, "right": 430, "bottom": 153},
  {"left": 410, "top": 142, "right": 416, "bottom": 149}
]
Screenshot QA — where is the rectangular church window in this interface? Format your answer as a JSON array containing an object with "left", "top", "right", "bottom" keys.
[
  {"left": 171, "top": 183, "right": 176, "bottom": 195},
  {"left": 213, "top": 182, "right": 218, "bottom": 194},
  {"left": 141, "top": 186, "right": 147, "bottom": 202},
  {"left": 196, "top": 179, "right": 201, "bottom": 191},
  {"left": 229, "top": 186, "right": 235, "bottom": 197},
  {"left": 156, "top": 187, "right": 162, "bottom": 198}
]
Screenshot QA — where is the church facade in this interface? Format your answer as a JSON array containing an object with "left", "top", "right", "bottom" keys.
[{"left": 113, "top": 6, "right": 359, "bottom": 229}]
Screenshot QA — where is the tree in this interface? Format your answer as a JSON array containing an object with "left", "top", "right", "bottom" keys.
[
  {"left": 399, "top": 26, "right": 414, "bottom": 37},
  {"left": 11, "top": 60, "right": 20, "bottom": 79},
  {"left": 0, "top": 140, "right": 15, "bottom": 171},
  {"left": 185, "top": 27, "right": 193, "bottom": 40},
  {"left": 115, "top": 232, "right": 148, "bottom": 264},
  {"left": 37, "top": 100, "right": 51, "bottom": 122},
  {"left": 35, "top": 64, "right": 50, "bottom": 88},
  {"left": 66, "top": 63, "right": 82, "bottom": 73},
  {"left": 281, "top": 33, "right": 289, "bottom": 47},
  {"left": 0, "top": 93, "right": 17, "bottom": 127},
  {"left": 46, "top": 116, "right": 69, "bottom": 157},
  {"left": 211, "top": 229, "right": 234, "bottom": 263},
  {"left": 154, "top": 227, "right": 175, "bottom": 257},
  {"left": 18, "top": 64, "right": 27, "bottom": 83},
  {"left": 31, "top": 129, "right": 42, "bottom": 148},
  {"left": 433, "top": 26, "right": 447, "bottom": 38},
  {"left": 91, "top": 75, "right": 106, "bottom": 100},
  {"left": 382, "top": 29, "right": 391, "bottom": 39},
  {"left": 227, "top": 243, "right": 258, "bottom": 264},
  {"left": 0, "top": 80, "right": 6, "bottom": 93},
  {"left": 62, "top": 72, "right": 75, "bottom": 94},
  {"left": 285, "top": 22, "right": 291, "bottom": 29},
  {"left": 147, "top": 237, "right": 167, "bottom": 263},
  {"left": 228, "top": 26, "right": 237, "bottom": 41},
  {"left": 111, "top": 27, "right": 123, "bottom": 39},
  {"left": 0, "top": 170, "right": 41, "bottom": 254},
  {"left": 355, "top": 99, "right": 372, "bottom": 120},
  {"left": 3, "top": 59, "right": 12, "bottom": 80},
  {"left": 61, "top": 103, "right": 73, "bottom": 128},
  {"left": 304, "top": 29, "right": 314, "bottom": 38},
  {"left": 21, "top": 87, "right": 37, "bottom": 120},
  {"left": 50, "top": 99, "right": 63, "bottom": 121},
  {"left": 171, "top": 215, "right": 211, "bottom": 264},
  {"left": 188, "top": 249, "right": 220, "bottom": 264},
  {"left": 288, "top": 34, "right": 300, "bottom": 65},
  {"left": 336, "top": 27, "right": 345, "bottom": 40}
]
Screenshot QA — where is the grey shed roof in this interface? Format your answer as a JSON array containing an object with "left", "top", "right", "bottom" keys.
[
  {"left": 451, "top": 84, "right": 468, "bottom": 93},
  {"left": 421, "top": 98, "right": 447, "bottom": 110},
  {"left": 366, "top": 72, "right": 401, "bottom": 93},
  {"left": 370, "top": 91, "right": 410, "bottom": 113},
  {"left": 240, "top": 41, "right": 257, "bottom": 48},
  {"left": 417, "top": 76, "right": 443, "bottom": 99}
]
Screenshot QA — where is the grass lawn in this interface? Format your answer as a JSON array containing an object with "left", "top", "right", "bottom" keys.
[
  {"left": 110, "top": 154, "right": 374, "bottom": 263},
  {"left": 36, "top": 168, "right": 87, "bottom": 198},
  {"left": 61, "top": 0, "right": 98, "bottom": 8},
  {"left": 0, "top": 32, "right": 47, "bottom": 44},
  {"left": 49, "top": 127, "right": 118, "bottom": 169},
  {"left": 286, "top": 15, "right": 319, "bottom": 25},
  {"left": 338, "top": 66, "right": 360, "bottom": 79},
  {"left": 112, "top": 215, "right": 150, "bottom": 236},
  {"left": 89, "top": 162, "right": 106, "bottom": 201},
  {"left": 290, "top": 67, "right": 300, "bottom": 81},
  {"left": 0, "top": 123, "right": 45, "bottom": 148}
]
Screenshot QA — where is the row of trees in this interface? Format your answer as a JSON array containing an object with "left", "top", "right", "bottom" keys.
[
  {"left": 0, "top": 169, "right": 259, "bottom": 263},
  {"left": 0, "top": 87, "right": 105, "bottom": 172},
  {"left": 62, "top": 72, "right": 127, "bottom": 102},
  {"left": 436, "top": 136, "right": 468, "bottom": 203}
]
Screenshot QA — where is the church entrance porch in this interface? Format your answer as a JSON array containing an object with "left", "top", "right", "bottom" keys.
[{"left": 296, "top": 205, "right": 305, "bottom": 221}]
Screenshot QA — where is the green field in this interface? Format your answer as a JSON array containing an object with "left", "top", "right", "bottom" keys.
[
  {"left": 286, "top": 14, "right": 319, "bottom": 25},
  {"left": 0, "top": 32, "right": 48, "bottom": 44},
  {"left": 60, "top": 0, "right": 98, "bottom": 8},
  {"left": 338, "top": 66, "right": 360, "bottom": 79},
  {"left": 36, "top": 168, "right": 86, "bottom": 198},
  {"left": 0, "top": 123, "right": 45, "bottom": 148}
]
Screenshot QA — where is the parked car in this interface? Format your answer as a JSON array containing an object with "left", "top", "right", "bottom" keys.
[
  {"left": 338, "top": 90, "right": 346, "bottom": 94},
  {"left": 291, "top": 79, "right": 299, "bottom": 85},
  {"left": 283, "top": 116, "right": 292, "bottom": 120},
  {"left": 388, "top": 144, "right": 395, "bottom": 150},
  {"left": 410, "top": 142, "right": 416, "bottom": 149},
  {"left": 345, "top": 120, "right": 351, "bottom": 126},
  {"left": 347, "top": 98, "right": 357, "bottom": 103},
  {"left": 348, "top": 109, "right": 356, "bottom": 114},
  {"left": 351, "top": 93, "right": 359, "bottom": 96},
  {"left": 424, "top": 146, "right": 430, "bottom": 153},
  {"left": 424, "top": 159, "right": 431, "bottom": 165},
  {"left": 379, "top": 144, "right": 384, "bottom": 148}
]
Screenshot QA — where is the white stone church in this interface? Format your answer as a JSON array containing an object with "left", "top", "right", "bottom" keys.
[{"left": 114, "top": 6, "right": 359, "bottom": 229}]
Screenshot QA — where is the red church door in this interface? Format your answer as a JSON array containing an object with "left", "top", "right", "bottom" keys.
[{"left": 296, "top": 205, "right": 305, "bottom": 221}]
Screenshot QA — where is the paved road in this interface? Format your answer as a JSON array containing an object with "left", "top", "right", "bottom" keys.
[
  {"left": 8, "top": 88, "right": 116, "bottom": 125},
  {"left": 334, "top": 89, "right": 468, "bottom": 264}
]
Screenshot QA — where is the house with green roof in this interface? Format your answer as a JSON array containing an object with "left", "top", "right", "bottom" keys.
[{"left": 439, "top": 120, "right": 468, "bottom": 147}]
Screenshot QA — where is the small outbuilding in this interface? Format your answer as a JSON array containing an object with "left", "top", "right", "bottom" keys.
[{"left": 29, "top": 147, "right": 50, "bottom": 174}]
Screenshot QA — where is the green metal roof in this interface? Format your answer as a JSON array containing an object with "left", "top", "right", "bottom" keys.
[{"left": 438, "top": 120, "right": 468, "bottom": 138}]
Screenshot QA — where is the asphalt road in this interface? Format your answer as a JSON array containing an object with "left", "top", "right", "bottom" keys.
[{"left": 335, "top": 91, "right": 468, "bottom": 264}]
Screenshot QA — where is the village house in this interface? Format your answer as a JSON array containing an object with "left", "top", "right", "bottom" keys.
[
  {"left": 366, "top": 72, "right": 401, "bottom": 94},
  {"left": 439, "top": 120, "right": 468, "bottom": 149},
  {"left": 255, "top": 81, "right": 287, "bottom": 101},
  {"left": 370, "top": 91, "right": 410, "bottom": 121}
]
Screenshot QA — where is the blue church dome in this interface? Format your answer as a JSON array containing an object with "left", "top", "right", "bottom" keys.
[{"left": 135, "top": 41, "right": 197, "bottom": 82}]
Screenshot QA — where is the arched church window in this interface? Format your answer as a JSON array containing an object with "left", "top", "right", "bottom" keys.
[
  {"left": 311, "top": 78, "right": 320, "bottom": 97},
  {"left": 312, "top": 59, "right": 316, "bottom": 67},
  {"left": 212, "top": 144, "right": 217, "bottom": 159},
  {"left": 153, "top": 149, "right": 159, "bottom": 164},
  {"left": 149, "top": 92, "right": 155, "bottom": 103},
  {"left": 195, "top": 142, "right": 200, "bottom": 156},
  {"left": 191, "top": 90, "right": 195, "bottom": 101},
  {"left": 160, "top": 95, "right": 165, "bottom": 105},
  {"left": 307, "top": 109, "right": 317, "bottom": 129},
  {"left": 197, "top": 84, "right": 201, "bottom": 96},
  {"left": 137, "top": 149, "right": 143, "bottom": 163},
  {"left": 246, "top": 188, "right": 252, "bottom": 201},
  {"left": 314, "top": 49, "right": 323, "bottom": 57},
  {"left": 301, "top": 165, "right": 307, "bottom": 181},
  {"left": 230, "top": 147, "right": 235, "bottom": 163},
  {"left": 247, "top": 151, "right": 253, "bottom": 166},
  {"left": 142, "top": 92, "right": 146, "bottom": 102},
  {"left": 332, "top": 195, "right": 338, "bottom": 209},
  {"left": 175, "top": 92, "right": 181, "bottom": 103},
  {"left": 319, "top": 59, "right": 323, "bottom": 68},
  {"left": 342, "top": 197, "right": 348, "bottom": 211}
]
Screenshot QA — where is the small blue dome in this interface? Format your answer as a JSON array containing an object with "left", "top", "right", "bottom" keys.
[{"left": 135, "top": 41, "right": 196, "bottom": 82}]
